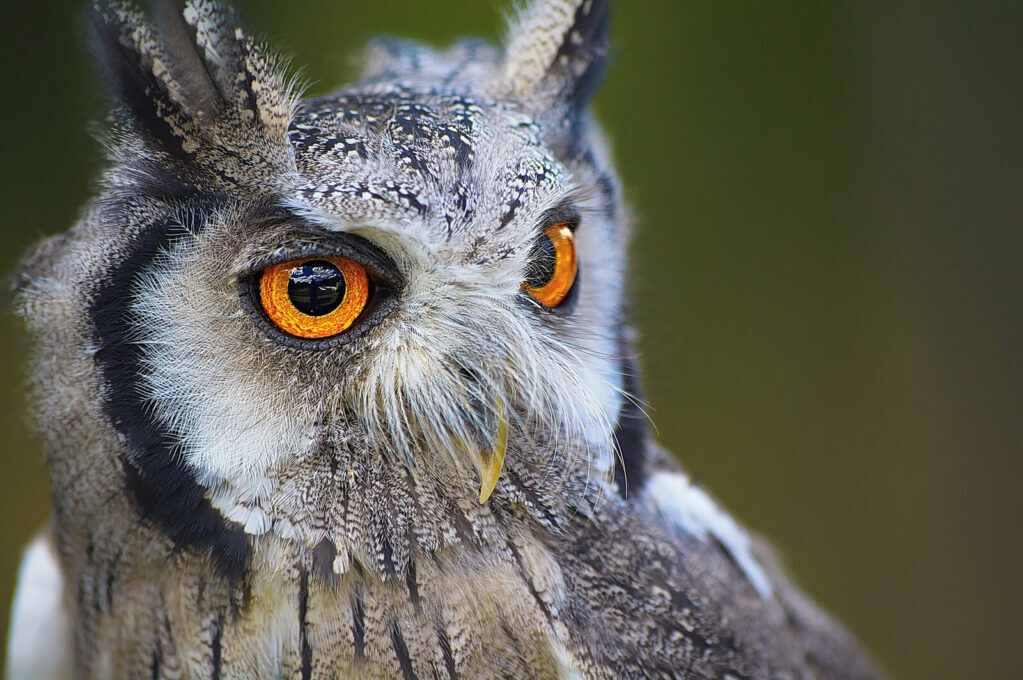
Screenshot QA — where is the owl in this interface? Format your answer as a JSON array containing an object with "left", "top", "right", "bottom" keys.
[{"left": 5, "top": 0, "right": 883, "bottom": 678}]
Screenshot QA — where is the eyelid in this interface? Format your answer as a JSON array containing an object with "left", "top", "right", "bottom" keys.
[
  {"left": 237, "top": 234, "right": 403, "bottom": 290},
  {"left": 536, "top": 204, "right": 581, "bottom": 235}
]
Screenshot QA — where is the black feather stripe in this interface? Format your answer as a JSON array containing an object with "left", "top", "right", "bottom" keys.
[
  {"left": 149, "top": 637, "right": 162, "bottom": 680},
  {"left": 352, "top": 595, "right": 366, "bottom": 660},
  {"left": 555, "top": 0, "right": 611, "bottom": 108},
  {"left": 211, "top": 610, "right": 224, "bottom": 680},
  {"left": 298, "top": 567, "right": 312, "bottom": 680},
  {"left": 491, "top": 510, "right": 556, "bottom": 627},
  {"left": 405, "top": 559, "right": 422, "bottom": 611},
  {"left": 390, "top": 623, "right": 417, "bottom": 680},
  {"left": 436, "top": 625, "right": 458, "bottom": 679},
  {"left": 89, "top": 3, "right": 192, "bottom": 161},
  {"left": 612, "top": 345, "right": 649, "bottom": 498},
  {"left": 89, "top": 204, "right": 249, "bottom": 582}
]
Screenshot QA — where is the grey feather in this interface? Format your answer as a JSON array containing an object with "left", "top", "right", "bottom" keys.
[{"left": 7, "top": 1, "right": 883, "bottom": 678}]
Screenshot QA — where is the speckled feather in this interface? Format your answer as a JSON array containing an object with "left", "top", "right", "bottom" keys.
[{"left": 7, "top": 1, "right": 883, "bottom": 678}]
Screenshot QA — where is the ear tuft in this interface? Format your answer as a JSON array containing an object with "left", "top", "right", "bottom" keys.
[
  {"left": 500, "top": 0, "right": 610, "bottom": 109},
  {"left": 90, "top": 0, "right": 298, "bottom": 192}
]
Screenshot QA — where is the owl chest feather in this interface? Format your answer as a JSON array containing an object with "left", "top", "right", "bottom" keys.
[
  {"left": 75, "top": 521, "right": 574, "bottom": 680},
  {"left": 64, "top": 488, "right": 878, "bottom": 680}
]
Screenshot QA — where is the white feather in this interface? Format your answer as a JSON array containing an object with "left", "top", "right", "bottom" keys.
[
  {"left": 549, "top": 632, "right": 586, "bottom": 680},
  {"left": 644, "top": 471, "right": 773, "bottom": 597},
  {"left": 5, "top": 533, "right": 72, "bottom": 680}
]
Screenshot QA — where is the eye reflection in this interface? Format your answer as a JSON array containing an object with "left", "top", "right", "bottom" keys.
[{"left": 287, "top": 260, "right": 346, "bottom": 316}]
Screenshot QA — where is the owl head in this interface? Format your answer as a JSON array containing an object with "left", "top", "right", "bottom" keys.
[{"left": 15, "top": 0, "right": 630, "bottom": 579}]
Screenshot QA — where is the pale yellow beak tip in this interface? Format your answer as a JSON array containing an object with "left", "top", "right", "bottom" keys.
[
  {"left": 478, "top": 460, "right": 502, "bottom": 504},
  {"left": 476, "top": 414, "right": 508, "bottom": 504}
]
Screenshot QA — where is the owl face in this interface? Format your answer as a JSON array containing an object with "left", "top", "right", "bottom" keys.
[
  {"left": 16, "top": 0, "right": 623, "bottom": 572},
  {"left": 131, "top": 84, "right": 625, "bottom": 527}
]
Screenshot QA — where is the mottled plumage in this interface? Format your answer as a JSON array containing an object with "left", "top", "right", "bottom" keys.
[{"left": 6, "top": 1, "right": 882, "bottom": 678}]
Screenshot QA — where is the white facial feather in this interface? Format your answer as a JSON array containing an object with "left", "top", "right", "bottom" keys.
[{"left": 131, "top": 226, "right": 321, "bottom": 507}]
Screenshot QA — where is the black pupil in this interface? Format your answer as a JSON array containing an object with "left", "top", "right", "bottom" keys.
[
  {"left": 288, "top": 260, "right": 346, "bottom": 316},
  {"left": 525, "top": 234, "right": 557, "bottom": 288}
]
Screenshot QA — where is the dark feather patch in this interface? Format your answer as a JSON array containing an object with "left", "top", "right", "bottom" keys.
[
  {"left": 89, "top": 198, "right": 249, "bottom": 582},
  {"left": 211, "top": 610, "right": 224, "bottom": 680},
  {"left": 89, "top": 2, "right": 194, "bottom": 161},
  {"left": 298, "top": 567, "right": 312, "bottom": 680},
  {"left": 612, "top": 342, "right": 649, "bottom": 498},
  {"left": 352, "top": 595, "right": 366, "bottom": 660},
  {"left": 504, "top": 0, "right": 611, "bottom": 110},
  {"left": 88, "top": 0, "right": 296, "bottom": 192},
  {"left": 391, "top": 623, "right": 417, "bottom": 680},
  {"left": 555, "top": 0, "right": 611, "bottom": 109},
  {"left": 436, "top": 625, "right": 458, "bottom": 679}
]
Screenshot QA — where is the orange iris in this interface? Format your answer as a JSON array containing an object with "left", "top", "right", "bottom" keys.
[
  {"left": 259, "top": 257, "right": 370, "bottom": 339},
  {"left": 522, "top": 223, "right": 578, "bottom": 307}
]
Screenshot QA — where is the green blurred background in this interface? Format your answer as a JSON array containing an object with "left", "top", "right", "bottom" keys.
[{"left": 2, "top": 1, "right": 1020, "bottom": 678}]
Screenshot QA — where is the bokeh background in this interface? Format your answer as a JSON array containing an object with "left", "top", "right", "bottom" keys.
[{"left": 2, "top": 1, "right": 1020, "bottom": 678}]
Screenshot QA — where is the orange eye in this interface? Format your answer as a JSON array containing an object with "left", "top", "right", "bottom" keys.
[
  {"left": 259, "top": 257, "right": 370, "bottom": 339},
  {"left": 521, "top": 223, "right": 578, "bottom": 307}
]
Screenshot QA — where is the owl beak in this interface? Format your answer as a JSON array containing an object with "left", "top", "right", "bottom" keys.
[{"left": 473, "top": 404, "right": 508, "bottom": 504}]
